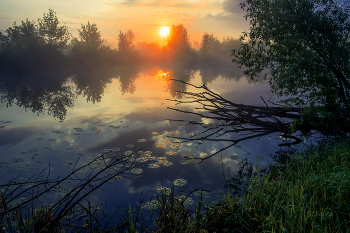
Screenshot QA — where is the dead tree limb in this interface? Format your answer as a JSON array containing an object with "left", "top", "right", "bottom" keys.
[{"left": 166, "top": 79, "right": 304, "bottom": 163}]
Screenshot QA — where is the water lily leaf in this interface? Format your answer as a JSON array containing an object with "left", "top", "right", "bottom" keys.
[
  {"left": 83, "top": 133, "right": 92, "bottom": 136},
  {"left": 73, "top": 128, "right": 84, "bottom": 131},
  {"left": 58, "top": 153, "right": 65, "bottom": 157},
  {"left": 76, "top": 152, "right": 84, "bottom": 156},
  {"left": 144, "top": 151, "right": 152, "bottom": 155},
  {"left": 166, "top": 150, "right": 178, "bottom": 156},
  {"left": 5, "top": 144, "right": 15, "bottom": 148},
  {"left": 126, "top": 144, "right": 134, "bottom": 148},
  {"left": 36, "top": 138, "right": 45, "bottom": 141},
  {"left": 3, "top": 121, "right": 12, "bottom": 123},
  {"left": 131, "top": 168, "right": 143, "bottom": 174},
  {"left": 173, "top": 178, "right": 187, "bottom": 186},
  {"left": 90, "top": 127, "right": 98, "bottom": 131},
  {"left": 179, "top": 159, "right": 190, "bottom": 165},
  {"left": 122, "top": 125, "right": 129, "bottom": 128},
  {"left": 9, "top": 164, "right": 33, "bottom": 172},
  {"left": 151, "top": 132, "right": 158, "bottom": 135},
  {"left": 142, "top": 200, "right": 158, "bottom": 210},
  {"left": 113, "top": 175, "right": 122, "bottom": 181},
  {"left": 233, "top": 145, "right": 242, "bottom": 149},
  {"left": 156, "top": 187, "right": 171, "bottom": 195},
  {"left": 48, "top": 139, "right": 56, "bottom": 141},
  {"left": 137, "top": 139, "right": 146, "bottom": 142},
  {"left": 124, "top": 150, "right": 133, "bottom": 156},
  {"left": 63, "top": 160, "right": 74, "bottom": 166},
  {"left": 73, "top": 133, "right": 80, "bottom": 135},
  {"left": 0, "top": 126, "right": 4, "bottom": 129},
  {"left": 14, "top": 158, "right": 23, "bottom": 163},
  {"left": 136, "top": 157, "right": 149, "bottom": 162},
  {"left": 52, "top": 130, "right": 64, "bottom": 134},
  {"left": 162, "top": 161, "right": 173, "bottom": 167},
  {"left": 66, "top": 147, "right": 74, "bottom": 151},
  {"left": 148, "top": 163, "right": 160, "bottom": 168},
  {"left": 230, "top": 155, "right": 240, "bottom": 160}
]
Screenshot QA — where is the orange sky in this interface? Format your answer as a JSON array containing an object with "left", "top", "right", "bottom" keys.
[{"left": 0, "top": 0, "right": 250, "bottom": 48}]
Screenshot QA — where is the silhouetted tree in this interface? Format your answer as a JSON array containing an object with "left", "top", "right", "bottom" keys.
[
  {"left": 233, "top": 0, "right": 350, "bottom": 133},
  {"left": 163, "top": 24, "right": 193, "bottom": 62},
  {"left": 0, "top": 10, "right": 70, "bottom": 72},
  {"left": 70, "top": 22, "right": 116, "bottom": 67}
]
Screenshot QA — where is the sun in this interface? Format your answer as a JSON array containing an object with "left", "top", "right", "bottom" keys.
[{"left": 159, "top": 26, "right": 170, "bottom": 38}]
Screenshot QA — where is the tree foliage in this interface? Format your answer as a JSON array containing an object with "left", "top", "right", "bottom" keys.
[
  {"left": 0, "top": 9, "right": 70, "bottom": 72},
  {"left": 232, "top": 0, "right": 350, "bottom": 132},
  {"left": 164, "top": 24, "right": 193, "bottom": 61}
]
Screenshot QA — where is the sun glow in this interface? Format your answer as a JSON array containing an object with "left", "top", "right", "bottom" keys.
[{"left": 159, "top": 26, "right": 170, "bottom": 38}]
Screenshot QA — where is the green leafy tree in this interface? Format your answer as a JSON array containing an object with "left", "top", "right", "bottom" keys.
[{"left": 232, "top": 0, "right": 350, "bottom": 132}]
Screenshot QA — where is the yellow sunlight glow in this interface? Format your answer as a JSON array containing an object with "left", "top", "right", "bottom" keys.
[{"left": 159, "top": 26, "right": 170, "bottom": 38}]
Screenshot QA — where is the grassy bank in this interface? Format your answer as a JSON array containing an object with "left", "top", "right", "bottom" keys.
[{"left": 132, "top": 137, "right": 350, "bottom": 232}]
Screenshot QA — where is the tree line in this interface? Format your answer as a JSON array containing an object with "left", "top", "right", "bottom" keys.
[{"left": 0, "top": 9, "right": 242, "bottom": 74}]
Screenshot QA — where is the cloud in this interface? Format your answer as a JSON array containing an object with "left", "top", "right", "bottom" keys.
[
  {"left": 205, "top": 12, "right": 229, "bottom": 21},
  {"left": 144, "top": 0, "right": 195, "bottom": 7},
  {"left": 222, "top": 0, "right": 244, "bottom": 14},
  {"left": 119, "top": 0, "right": 141, "bottom": 6}
]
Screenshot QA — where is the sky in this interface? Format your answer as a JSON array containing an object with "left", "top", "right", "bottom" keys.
[{"left": 0, "top": 0, "right": 250, "bottom": 48}]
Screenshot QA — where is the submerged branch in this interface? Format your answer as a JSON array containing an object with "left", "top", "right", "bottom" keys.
[{"left": 166, "top": 79, "right": 304, "bottom": 163}]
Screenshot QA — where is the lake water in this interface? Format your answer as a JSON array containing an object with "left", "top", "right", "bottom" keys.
[{"left": 0, "top": 64, "right": 289, "bottom": 224}]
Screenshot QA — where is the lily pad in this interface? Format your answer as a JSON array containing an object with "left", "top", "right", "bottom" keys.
[
  {"left": 179, "top": 159, "right": 190, "bottom": 165},
  {"left": 73, "top": 128, "right": 84, "bottom": 131},
  {"left": 166, "top": 150, "right": 178, "bottom": 156},
  {"left": 137, "top": 139, "right": 146, "bottom": 142},
  {"left": 66, "top": 147, "right": 74, "bottom": 151},
  {"left": 136, "top": 157, "right": 149, "bottom": 162},
  {"left": 76, "top": 152, "right": 84, "bottom": 156},
  {"left": 124, "top": 150, "right": 134, "bottom": 156},
  {"left": 126, "top": 144, "right": 134, "bottom": 148},
  {"left": 162, "top": 161, "right": 173, "bottom": 167},
  {"left": 156, "top": 187, "right": 171, "bottom": 195},
  {"left": 233, "top": 145, "right": 242, "bottom": 149},
  {"left": 230, "top": 155, "right": 240, "bottom": 160},
  {"left": 148, "top": 163, "right": 160, "bottom": 169},
  {"left": 131, "top": 168, "right": 143, "bottom": 174},
  {"left": 90, "top": 127, "right": 98, "bottom": 131},
  {"left": 36, "top": 138, "right": 45, "bottom": 141},
  {"left": 63, "top": 160, "right": 74, "bottom": 166},
  {"left": 8, "top": 164, "right": 33, "bottom": 172},
  {"left": 3, "top": 121, "right": 12, "bottom": 123},
  {"left": 48, "top": 139, "right": 56, "bottom": 141},
  {"left": 83, "top": 133, "right": 92, "bottom": 136},
  {"left": 14, "top": 158, "right": 24, "bottom": 163},
  {"left": 73, "top": 133, "right": 80, "bottom": 135},
  {"left": 142, "top": 200, "right": 158, "bottom": 210},
  {"left": 52, "top": 130, "right": 64, "bottom": 134},
  {"left": 173, "top": 178, "right": 187, "bottom": 186},
  {"left": 58, "top": 153, "right": 65, "bottom": 157},
  {"left": 122, "top": 125, "right": 130, "bottom": 128},
  {"left": 0, "top": 126, "right": 4, "bottom": 129}
]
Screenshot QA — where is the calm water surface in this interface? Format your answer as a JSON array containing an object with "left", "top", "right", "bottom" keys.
[{"left": 0, "top": 64, "right": 286, "bottom": 221}]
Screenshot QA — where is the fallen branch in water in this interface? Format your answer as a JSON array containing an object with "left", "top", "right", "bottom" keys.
[{"left": 165, "top": 79, "right": 304, "bottom": 163}]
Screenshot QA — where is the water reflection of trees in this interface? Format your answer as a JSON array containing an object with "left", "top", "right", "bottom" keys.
[
  {"left": 0, "top": 73, "right": 74, "bottom": 122},
  {"left": 118, "top": 66, "right": 140, "bottom": 95},
  {"left": 73, "top": 67, "right": 116, "bottom": 103}
]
